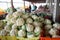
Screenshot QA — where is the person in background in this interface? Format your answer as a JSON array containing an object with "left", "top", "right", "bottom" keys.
[{"left": 31, "top": 3, "right": 37, "bottom": 12}]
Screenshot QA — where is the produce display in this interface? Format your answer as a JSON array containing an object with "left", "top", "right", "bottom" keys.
[
  {"left": 0, "top": 10, "right": 60, "bottom": 38},
  {"left": 0, "top": 11, "right": 44, "bottom": 38}
]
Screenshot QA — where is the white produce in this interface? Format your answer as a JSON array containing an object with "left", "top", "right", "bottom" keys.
[
  {"left": 45, "top": 19, "right": 51, "bottom": 25},
  {"left": 26, "top": 18, "right": 33, "bottom": 23},
  {"left": 10, "top": 29, "right": 18, "bottom": 36},
  {"left": 6, "top": 13, "right": 13, "bottom": 21},
  {"left": 4, "top": 25, "right": 11, "bottom": 32},
  {"left": 31, "top": 15, "right": 38, "bottom": 20},
  {"left": 33, "top": 21, "right": 42, "bottom": 26},
  {"left": 49, "top": 28, "right": 57, "bottom": 35},
  {"left": 53, "top": 23, "right": 60, "bottom": 29},
  {"left": 18, "top": 30, "right": 26, "bottom": 37},
  {"left": 26, "top": 24, "right": 34, "bottom": 32},
  {"left": 45, "top": 25, "right": 52, "bottom": 30},
  {"left": 16, "top": 18, "right": 25, "bottom": 26},
  {"left": 12, "top": 24, "right": 17, "bottom": 29},
  {"left": 13, "top": 11, "right": 23, "bottom": 17},
  {"left": 52, "top": 35, "right": 60, "bottom": 38},
  {"left": 0, "top": 29, "right": 7, "bottom": 36},
  {"left": 10, "top": 17, "right": 17, "bottom": 23},
  {"left": 34, "top": 26, "right": 41, "bottom": 36},
  {"left": 22, "top": 14, "right": 29, "bottom": 19}
]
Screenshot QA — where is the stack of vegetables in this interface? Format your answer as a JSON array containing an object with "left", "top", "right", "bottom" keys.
[
  {"left": 0, "top": 11, "right": 60, "bottom": 38},
  {"left": 0, "top": 11, "right": 44, "bottom": 38}
]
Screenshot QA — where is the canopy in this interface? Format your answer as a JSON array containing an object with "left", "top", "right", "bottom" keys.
[{"left": 23, "top": 0, "right": 46, "bottom": 3}]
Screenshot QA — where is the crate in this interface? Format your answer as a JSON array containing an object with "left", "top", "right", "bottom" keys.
[
  {"left": 0, "top": 36, "right": 39, "bottom": 40},
  {"left": 17, "top": 37, "right": 39, "bottom": 40},
  {"left": 40, "top": 37, "right": 60, "bottom": 40}
]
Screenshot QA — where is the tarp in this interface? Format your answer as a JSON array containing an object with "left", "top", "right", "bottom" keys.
[{"left": 23, "top": 0, "right": 46, "bottom": 3}]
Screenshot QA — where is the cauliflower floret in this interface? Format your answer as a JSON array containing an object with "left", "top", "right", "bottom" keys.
[
  {"left": 33, "top": 21, "right": 42, "bottom": 26},
  {"left": 6, "top": 14, "right": 13, "bottom": 21},
  {"left": 32, "top": 15, "right": 38, "bottom": 20},
  {"left": 13, "top": 11, "right": 23, "bottom": 17},
  {"left": 26, "top": 24, "right": 34, "bottom": 32},
  {"left": 4, "top": 25, "right": 11, "bottom": 32},
  {"left": 49, "top": 28, "right": 57, "bottom": 35},
  {"left": 16, "top": 18, "right": 25, "bottom": 26},
  {"left": 18, "top": 30, "right": 26, "bottom": 37},
  {"left": 10, "top": 17, "right": 17, "bottom": 23},
  {"left": 53, "top": 23, "right": 60, "bottom": 29},
  {"left": 0, "top": 29, "right": 7, "bottom": 36},
  {"left": 45, "top": 19, "right": 51, "bottom": 25},
  {"left": 45, "top": 25, "right": 52, "bottom": 30},
  {"left": 26, "top": 18, "right": 33, "bottom": 23},
  {"left": 52, "top": 35, "right": 60, "bottom": 38},
  {"left": 10, "top": 29, "right": 18, "bottom": 36},
  {"left": 12, "top": 24, "right": 17, "bottom": 29},
  {"left": 22, "top": 14, "right": 29, "bottom": 19}
]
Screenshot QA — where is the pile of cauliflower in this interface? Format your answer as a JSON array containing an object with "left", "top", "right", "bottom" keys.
[
  {"left": 0, "top": 11, "right": 44, "bottom": 38},
  {"left": 44, "top": 19, "right": 60, "bottom": 38},
  {"left": 0, "top": 11, "right": 60, "bottom": 38}
]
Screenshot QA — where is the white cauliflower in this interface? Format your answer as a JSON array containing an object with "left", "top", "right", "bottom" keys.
[
  {"left": 16, "top": 18, "right": 25, "bottom": 26},
  {"left": 26, "top": 24, "right": 34, "bottom": 32},
  {"left": 45, "top": 19, "right": 51, "bottom": 25},
  {"left": 12, "top": 24, "right": 17, "bottom": 29},
  {"left": 26, "top": 18, "right": 33, "bottom": 23},
  {"left": 18, "top": 30, "right": 26, "bottom": 37},
  {"left": 34, "top": 26, "right": 41, "bottom": 36},
  {"left": 10, "top": 29, "right": 18, "bottom": 36},
  {"left": 22, "top": 14, "right": 29, "bottom": 19},
  {"left": 0, "top": 29, "right": 7, "bottom": 36},
  {"left": 53, "top": 23, "right": 60, "bottom": 29},
  {"left": 32, "top": 15, "right": 38, "bottom": 20},
  {"left": 4, "top": 25, "right": 11, "bottom": 32},
  {"left": 52, "top": 35, "right": 60, "bottom": 38},
  {"left": 6, "top": 13, "right": 13, "bottom": 21},
  {"left": 10, "top": 17, "right": 17, "bottom": 23},
  {"left": 49, "top": 28, "right": 57, "bottom": 35},
  {"left": 33, "top": 21, "right": 42, "bottom": 26},
  {"left": 13, "top": 11, "right": 23, "bottom": 17},
  {"left": 45, "top": 25, "right": 52, "bottom": 30}
]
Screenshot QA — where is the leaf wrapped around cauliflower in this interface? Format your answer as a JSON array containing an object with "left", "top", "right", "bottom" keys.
[
  {"left": 27, "top": 32, "right": 35, "bottom": 38},
  {"left": 21, "top": 25, "right": 26, "bottom": 31},
  {"left": 34, "top": 26, "right": 41, "bottom": 37}
]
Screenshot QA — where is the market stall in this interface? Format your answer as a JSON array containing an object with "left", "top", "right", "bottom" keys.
[{"left": 0, "top": 0, "right": 60, "bottom": 40}]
